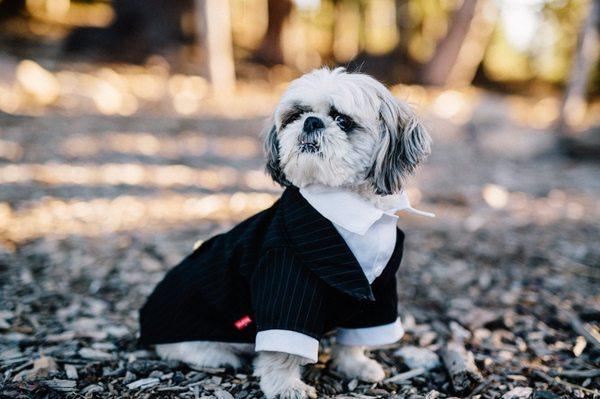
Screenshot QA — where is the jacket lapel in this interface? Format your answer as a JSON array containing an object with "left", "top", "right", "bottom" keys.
[{"left": 280, "top": 187, "right": 375, "bottom": 302}]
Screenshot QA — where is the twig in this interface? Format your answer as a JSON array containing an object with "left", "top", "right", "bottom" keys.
[
  {"left": 555, "top": 377, "right": 600, "bottom": 396},
  {"left": 466, "top": 376, "right": 494, "bottom": 399},
  {"left": 531, "top": 368, "right": 600, "bottom": 396},
  {"left": 562, "top": 309, "right": 600, "bottom": 349},
  {"left": 156, "top": 386, "right": 190, "bottom": 392},
  {"left": 553, "top": 369, "right": 600, "bottom": 379},
  {"left": 384, "top": 367, "right": 426, "bottom": 383},
  {"left": 439, "top": 340, "right": 483, "bottom": 395},
  {"left": 10, "top": 360, "right": 33, "bottom": 373}
]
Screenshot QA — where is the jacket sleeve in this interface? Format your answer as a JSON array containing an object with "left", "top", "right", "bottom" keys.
[
  {"left": 250, "top": 247, "right": 329, "bottom": 362},
  {"left": 335, "top": 266, "right": 403, "bottom": 346}
]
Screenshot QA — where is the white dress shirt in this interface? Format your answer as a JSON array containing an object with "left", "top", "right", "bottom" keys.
[{"left": 255, "top": 184, "right": 433, "bottom": 362}]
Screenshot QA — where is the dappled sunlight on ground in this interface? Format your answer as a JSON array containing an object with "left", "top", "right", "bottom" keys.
[
  {"left": 1, "top": 58, "right": 282, "bottom": 117},
  {"left": 0, "top": 163, "right": 274, "bottom": 190},
  {"left": 0, "top": 192, "right": 278, "bottom": 243}
]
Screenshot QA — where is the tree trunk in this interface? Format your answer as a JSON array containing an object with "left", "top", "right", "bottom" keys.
[
  {"left": 195, "top": 0, "right": 236, "bottom": 94},
  {"left": 394, "top": 0, "right": 411, "bottom": 58},
  {"left": 254, "top": 0, "right": 292, "bottom": 66},
  {"left": 0, "top": 0, "right": 25, "bottom": 20},
  {"left": 65, "top": 0, "right": 194, "bottom": 62},
  {"left": 419, "top": 0, "right": 479, "bottom": 86},
  {"left": 557, "top": 0, "right": 599, "bottom": 137},
  {"left": 445, "top": 0, "right": 496, "bottom": 86}
]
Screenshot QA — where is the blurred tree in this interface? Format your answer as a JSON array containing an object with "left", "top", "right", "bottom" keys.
[
  {"left": 195, "top": 0, "right": 236, "bottom": 92},
  {"left": 63, "top": 0, "right": 236, "bottom": 91},
  {"left": 419, "top": 0, "right": 479, "bottom": 85},
  {"left": 347, "top": 0, "right": 416, "bottom": 84},
  {"left": 333, "top": 0, "right": 361, "bottom": 62},
  {"left": 394, "top": 0, "right": 411, "bottom": 59},
  {"left": 557, "top": 0, "right": 599, "bottom": 159},
  {"left": 445, "top": 0, "right": 496, "bottom": 86},
  {"left": 65, "top": 0, "right": 195, "bottom": 61},
  {"left": 0, "top": 0, "right": 25, "bottom": 20},
  {"left": 558, "top": 0, "right": 599, "bottom": 135},
  {"left": 253, "top": 0, "right": 293, "bottom": 66}
]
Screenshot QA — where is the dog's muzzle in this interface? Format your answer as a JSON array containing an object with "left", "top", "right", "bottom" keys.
[{"left": 299, "top": 117, "right": 324, "bottom": 153}]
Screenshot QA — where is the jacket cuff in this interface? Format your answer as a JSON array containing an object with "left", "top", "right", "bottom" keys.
[
  {"left": 336, "top": 318, "right": 404, "bottom": 346},
  {"left": 255, "top": 330, "right": 319, "bottom": 363}
]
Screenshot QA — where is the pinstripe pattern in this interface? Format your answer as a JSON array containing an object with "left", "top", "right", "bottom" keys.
[
  {"left": 251, "top": 248, "right": 327, "bottom": 338},
  {"left": 280, "top": 188, "right": 376, "bottom": 302},
  {"left": 139, "top": 187, "right": 405, "bottom": 346}
]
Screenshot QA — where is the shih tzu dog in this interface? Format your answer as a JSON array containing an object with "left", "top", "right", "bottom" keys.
[{"left": 139, "top": 67, "right": 432, "bottom": 398}]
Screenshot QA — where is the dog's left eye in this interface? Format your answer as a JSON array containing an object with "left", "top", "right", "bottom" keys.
[
  {"left": 334, "top": 114, "right": 354, "bottom": 130},
  {"left": 281, "top": 105, "right": 311, "bottom": 128}
]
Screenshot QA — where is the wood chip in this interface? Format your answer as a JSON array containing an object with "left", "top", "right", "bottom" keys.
[
  {"left": 214, "top": 390, "right": 235, "bottom": 399},
  {"left": 64, "top": 364, "right": 78, "bottom": 379},
  {"left": 384, "top": 367, "right": 426, "bottom": 383},
  {"left": 126, "top": 377, "right": 160, "bottom": 390},
  {"left": 440, "top": 340, "right": 483, "bottom": 395},
  {"left": 43, "top": 379, "right": 77, "bottom": 392},
  {"left": 395, "top": 346, "right": 441, "bottom": 371},
  {"left": 78, "top": 347, "right": 115, "bottom": 360},
  {"left": 502, "top": 387, "right": 532, "bottom": 399},
  {"left": 562, "top": 309, "right": 600, "bottom": 349},
  {"left": 555, "top": 369, "right": 600, "bottom": 379}
]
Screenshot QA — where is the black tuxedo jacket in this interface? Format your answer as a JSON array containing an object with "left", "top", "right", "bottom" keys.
[{"left": 139, "top": 187, "right": 404, "bottom": 346}]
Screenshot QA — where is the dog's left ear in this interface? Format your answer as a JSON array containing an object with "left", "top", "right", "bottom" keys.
[
  {"left": 370, "top": 91, "right": 431, "bottom": 195},
  {"left": 264, "top": 124, "right": 292, "bottom": 187}
]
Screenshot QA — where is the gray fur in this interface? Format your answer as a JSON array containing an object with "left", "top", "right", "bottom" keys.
[
  {"left": 370, "top": 88, "right": 431, "bottom": 195},
  {"left": 264, "top": 125, "right": 291, "bottom": 187}
]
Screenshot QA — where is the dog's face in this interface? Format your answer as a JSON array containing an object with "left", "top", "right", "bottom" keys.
[{"left": 265, "top": 68, "right": 431, "bottom": 195}]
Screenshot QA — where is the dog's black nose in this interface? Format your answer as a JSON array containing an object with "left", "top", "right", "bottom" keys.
[{"left": 303, "top": 116, "right": 324, "bottom": 133}]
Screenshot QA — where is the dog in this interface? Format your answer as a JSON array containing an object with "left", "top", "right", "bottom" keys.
[{"left": 139, "top": 67, "right": 432, "bottom": 398}]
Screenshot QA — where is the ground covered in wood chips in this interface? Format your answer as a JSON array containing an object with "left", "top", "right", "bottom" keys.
[{"left": 0, "top": 83, "right": 599, "bottom": 398}]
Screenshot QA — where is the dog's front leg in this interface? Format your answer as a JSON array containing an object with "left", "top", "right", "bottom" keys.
[
  {"left": 331, "top": 345, "right": 385, "bottom": 382},
  {"left": 253, "top": 351, "right": 316, "bottom": 399}
]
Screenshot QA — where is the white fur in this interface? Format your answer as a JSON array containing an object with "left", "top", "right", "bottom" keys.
[
  {"left": 331, "top": 345, "right": 386, "bottom": 382},
  {"left": 157, "top": 343, "right": 317, "bottom": 398},
  {"left": 156, "top": 341, "right": 252, "bottom": 369},
  {"left": 154, "top": 68, "right": 431, "bottom": 398},
  {"left": 275, "top": 69, "right": 382, "bottom": 189},
  {"left": 254, "top": 352, "right": 316, "bottom": 399},
  {"left": 266, "top": 67, "right": 430, "bottom": 195},
  {"left": 156, "top": 341, "right": 386, "bottom": 395}
]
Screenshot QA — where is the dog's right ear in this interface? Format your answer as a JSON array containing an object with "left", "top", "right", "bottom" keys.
[
  {"left": 370, "top": 90, "right": 431, "bottom": 195},
  {"left": 264, "top": 125, "right": 291, "bottom": 187}
]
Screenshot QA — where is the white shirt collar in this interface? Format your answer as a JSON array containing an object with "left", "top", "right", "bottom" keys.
[{"left": 299, "top": 184, "right": 434, "bottom": 236}]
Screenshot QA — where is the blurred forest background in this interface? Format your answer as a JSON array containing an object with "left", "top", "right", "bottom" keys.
[
  {"left": 1, "top": 1, "right": 599, "bottom": 398},
  {"left": 0, "top": 0, "right": 598, "bottom": 136}
]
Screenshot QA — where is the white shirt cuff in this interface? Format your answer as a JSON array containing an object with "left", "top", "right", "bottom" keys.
[
  {"left": 336, "top": 318, "right": 404, "bottom": 347},
  {"left": 255, "top": 330, "right": 319, "bottom": 363}
]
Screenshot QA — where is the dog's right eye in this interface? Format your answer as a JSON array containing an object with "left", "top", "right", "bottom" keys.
[
  {"left": 334, "top": 114, "right": 353, "bottom": 130},
  {"left": 281, "top": 105, "right": 310, "bottom": 128}
]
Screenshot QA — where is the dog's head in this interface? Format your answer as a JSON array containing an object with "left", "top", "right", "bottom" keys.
[{"left": 265, "top": 67, "right": 431, "bottom": 195}]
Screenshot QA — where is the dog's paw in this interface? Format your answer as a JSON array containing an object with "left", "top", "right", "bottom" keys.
[
  {"left": 270, "top": 380, "right": 317, "bottom": 399},
  {"left": 334, "top": 356, "right": 385, "bottom": 382},
  {"left": 156, "top": 342, "right": 242, "bottom": 369},
  {"left": 187, "top": 349, "right": 242, "bottom": 369}
]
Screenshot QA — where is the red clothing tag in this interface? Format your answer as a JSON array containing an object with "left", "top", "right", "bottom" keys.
[{"left": 234, "top": 315, "right": 252, "bottom": 330}]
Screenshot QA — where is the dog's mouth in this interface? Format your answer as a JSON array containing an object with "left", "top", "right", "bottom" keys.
[
  {"left": 298, "top": 133, "right": 321, "bottom": 153},
  {"left": 298, "top": 141, "right": 320, "bottom": 153}
]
